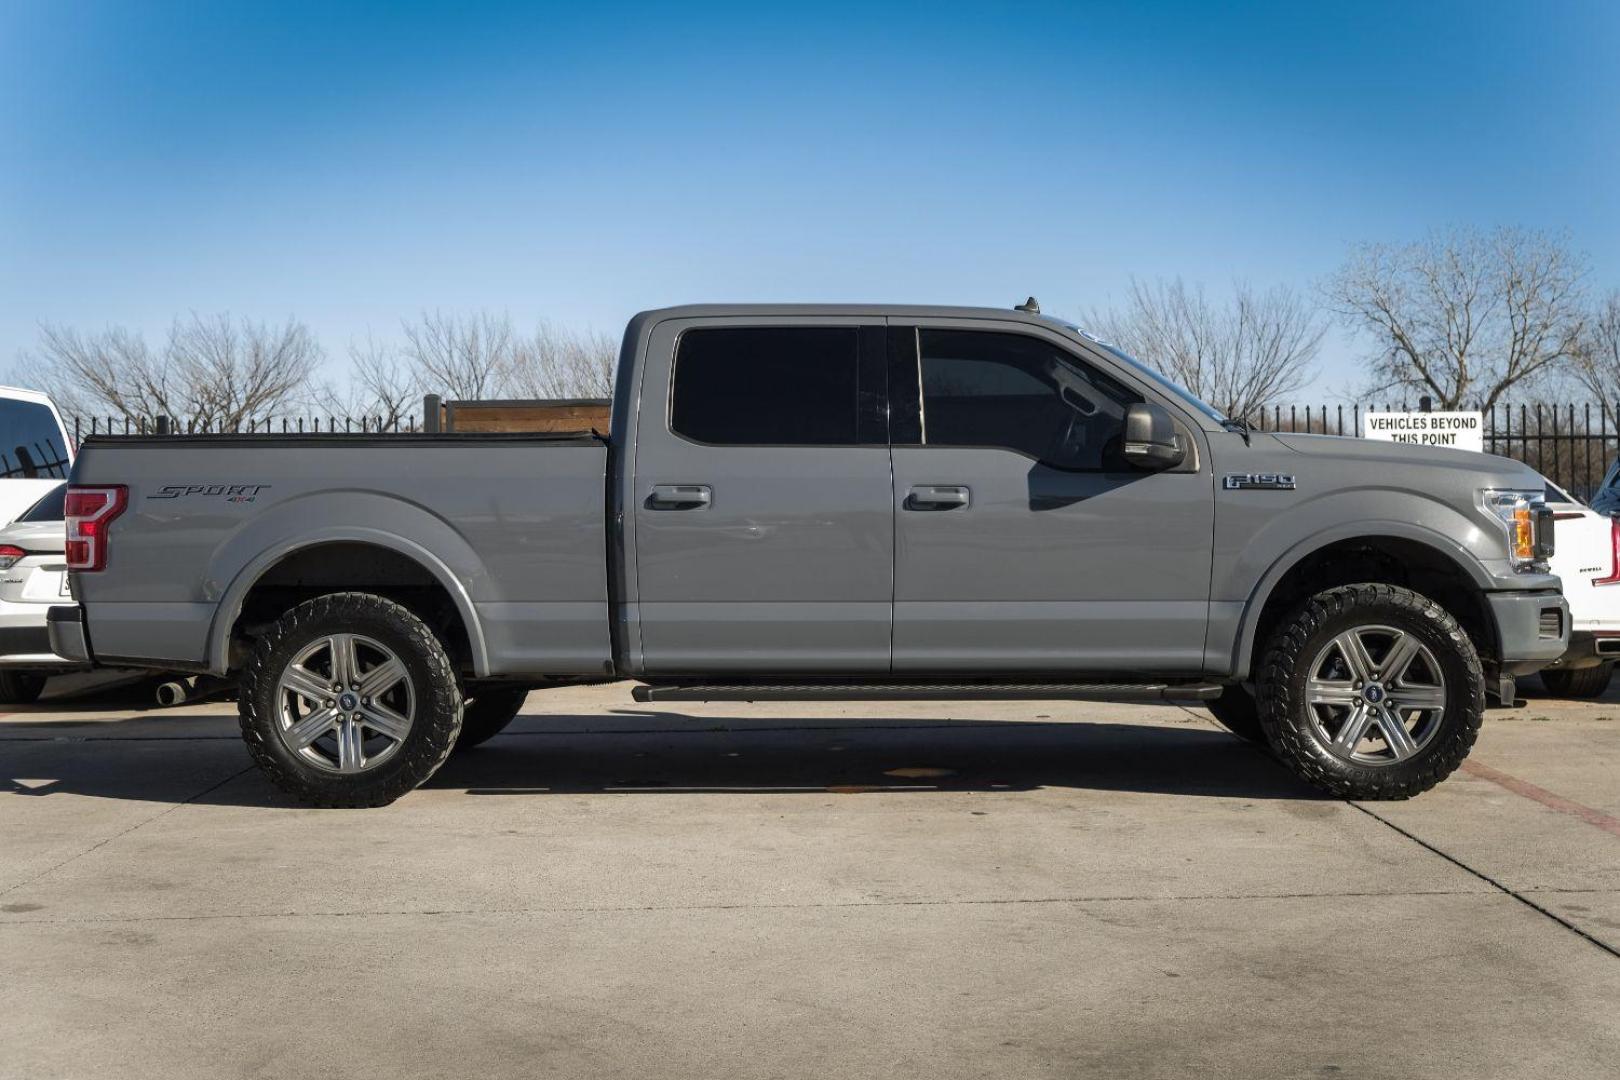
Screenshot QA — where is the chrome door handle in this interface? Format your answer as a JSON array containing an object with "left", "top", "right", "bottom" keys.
[
  {"left": 647, "top": 484, "right": 712, "bottom": 510},
  {"left": 905, "top": 485, "right": 970, "bottom": 510}
]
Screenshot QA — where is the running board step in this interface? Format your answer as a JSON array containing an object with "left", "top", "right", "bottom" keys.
[{"left": 631, "top": 682, "right": 1223, "bottom": 704}]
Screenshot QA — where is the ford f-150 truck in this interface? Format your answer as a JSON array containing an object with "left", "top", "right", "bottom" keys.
[{"left": 49, "top": 302, "right": 1568, "bottom": 807}]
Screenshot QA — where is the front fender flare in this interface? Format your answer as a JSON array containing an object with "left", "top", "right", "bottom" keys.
[{"left": 1227, "top": 519, "right": 1494, "bottom": 680}]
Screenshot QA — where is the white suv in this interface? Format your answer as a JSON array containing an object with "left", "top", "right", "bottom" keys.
[
  {"left": 1539, "top": 478, "right": 1620, "bottom": 696},
  {"left": 0, "top": 483, "right": 82, "bottom": 702}
]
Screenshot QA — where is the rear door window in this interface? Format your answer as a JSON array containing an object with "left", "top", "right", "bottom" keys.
[
  {"left": 670, "top": 327, "right": 862, "bottom": 446},
  {"left": 0, "top": 399, "right": 70, "bottom": 479}
]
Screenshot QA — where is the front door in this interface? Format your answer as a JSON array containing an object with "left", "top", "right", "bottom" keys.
[
  {"left": 631, "top": 318, "right": 894, "bottom": 673},
  {"left": 888, "top": 321, "right": 1215, "bottom": 673}
]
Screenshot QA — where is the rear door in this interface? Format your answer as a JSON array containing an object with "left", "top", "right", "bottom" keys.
[
  {"left": 630, "top": 317, "right": 894, "bottom": 672},
  {"left": 888, "top": 320, "right": 1215, "bottom": 673}
]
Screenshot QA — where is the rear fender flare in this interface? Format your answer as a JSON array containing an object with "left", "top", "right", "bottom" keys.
[{"left": 206, "top": 525, "right": 490, "bottom": 677}]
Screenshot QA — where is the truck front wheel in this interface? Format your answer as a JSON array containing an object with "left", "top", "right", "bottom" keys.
[
  {"left": 238, "top": 592, "right": 463, "bottom": 807},
  {"left": 1256, "top": 583, "right": 1484, "bottom": 800}
]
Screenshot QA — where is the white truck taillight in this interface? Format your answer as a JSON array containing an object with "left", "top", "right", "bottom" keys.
[
  {"left": 1596, "top": 518, "right": 1620, "bottom": 586},
  {"left": 65, "top": 485, "right": 128, "bottom": 571}
]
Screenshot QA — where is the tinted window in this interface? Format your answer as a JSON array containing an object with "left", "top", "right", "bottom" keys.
[
  {"left": 18, "top": 482, "right": 66, "bottom": 522},
  {"left": 671, "top": 327, "right": 860, "bottom": 446},
  {"left": 0, "top": 399, "right": 70, "bottom": 480},
  {"left": 1592, "top": 458, "right": 1620, "bottom": 515},
  {"left": 918, "top": 330, "right": 1142, "bottom": 470}
]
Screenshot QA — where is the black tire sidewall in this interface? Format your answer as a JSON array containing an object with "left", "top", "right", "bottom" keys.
[
  {"left": 1207, "top": 684, "right": 1266, "bottom": 742},
  {"left": 456, "top": 688, "right": 528, "bottom": 749},
  {"left": 0, "top": 671, "right": 46, "bottom": 704},
  {"left": 1541, "top": 663, "right": 1612, "bottom": 698},
  {"left": 240, "top": 594, "right": 462, "bottom": 806},
  {"left": 1259, "top": 584, "right": 1484, "bottom": 799}
]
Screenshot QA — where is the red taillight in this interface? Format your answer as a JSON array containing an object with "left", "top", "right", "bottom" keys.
[
  {"left": 0, "top": 544, "right": 25, "bottom": 571},
  {"left": 64, "top": 485, "right": 127, "bottom": 572},
  {"left": 1596, "top": 518, "right": 1620, "bottom": 586}
]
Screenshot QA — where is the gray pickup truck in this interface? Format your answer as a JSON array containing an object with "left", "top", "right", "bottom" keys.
[{"left": 50, "top": 302, "right": 1567, "bottom": 806}]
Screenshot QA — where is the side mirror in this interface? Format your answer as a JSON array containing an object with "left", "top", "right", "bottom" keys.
[{"left": 1122, "top": 402, "right": 1185, "bottom": 470}]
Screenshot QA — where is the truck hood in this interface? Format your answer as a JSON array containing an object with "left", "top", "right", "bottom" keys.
[{"left": 1270, "top": 433, "right": 1541, "bottom": 489}]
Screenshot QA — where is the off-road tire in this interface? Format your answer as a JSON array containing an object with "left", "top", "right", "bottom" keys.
[
  {"left": 1541, "top": 662, "right": 1613, "bottom": 699},
  {"left": 0, "top": 672, "right": 46, "bottom": 704},
  {"left": 1207, "top": 684, "right": 1265, "bottom": 743},
  {"left": 455, "top": 688, "right": 529, "bottom": 749},
  {"left": 239, "top": 592, "right": 463, "bottom": 807},
  {"left": 1256, "top": 583, "right": 1484, "bottom": 800}
]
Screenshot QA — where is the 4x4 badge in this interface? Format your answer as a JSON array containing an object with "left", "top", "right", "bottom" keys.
[{"left": 1224, "top": 473, "right": 1296, "bottom": 491}]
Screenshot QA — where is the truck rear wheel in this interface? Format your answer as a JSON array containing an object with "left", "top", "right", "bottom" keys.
[
  {"left": 1541, "top": 663, "right": 1613, "bottom": 698},
  {"left": 238, "top": 592, "right": 463, "bottom": 807},
  {"left": 455, "top": 688, "right": 529, "bottom": 749},
  {"left": 1256, "top": 583, "right": 1484, "bottom": 800},
  {"left": 0, "top": 672, "right": 46, "bottom": 705}
]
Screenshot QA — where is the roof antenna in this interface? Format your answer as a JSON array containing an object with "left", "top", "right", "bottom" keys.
[{"left": 1014, "top": 296, "right": 1040, "bottom": 314}]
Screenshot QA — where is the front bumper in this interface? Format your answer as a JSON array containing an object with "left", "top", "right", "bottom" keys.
[
  {"left": 1488, "top": 590, "right": 1570, "bottom": 675},
  {"left": 46, "top": 604, "right": 91, "bottom": 665}
]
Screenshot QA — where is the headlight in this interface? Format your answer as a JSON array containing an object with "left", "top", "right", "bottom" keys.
[{"left": 1480, "top": 489, "right": 1552, "bottom": 570}]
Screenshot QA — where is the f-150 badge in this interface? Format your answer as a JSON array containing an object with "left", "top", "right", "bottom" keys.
[{"left": 1223, "top": 473, "right": 1296, "bottom": 491}]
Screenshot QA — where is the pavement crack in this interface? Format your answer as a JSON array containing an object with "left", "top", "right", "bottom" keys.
[
  {"left": 1349, "top": 801, "right": 1620, "bottom": 961},
  {"left": 0, "top": 765, "right": 254, "bottom": 899},
  {"left": 0, "top": 887, "right": 1490, "bottom": 926}
]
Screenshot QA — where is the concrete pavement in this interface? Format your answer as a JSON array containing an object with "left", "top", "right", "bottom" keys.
[{"left": 2, "top": 680, "right": 1617, "bottom": 1078}]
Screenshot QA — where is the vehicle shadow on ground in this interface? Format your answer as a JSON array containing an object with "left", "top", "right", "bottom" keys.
[
  {"left": 2, "top": 709, "right": 1323, "bottom": 805},
  {"left": 423, "top": 710, "right": 1320, "bottom": 802}
]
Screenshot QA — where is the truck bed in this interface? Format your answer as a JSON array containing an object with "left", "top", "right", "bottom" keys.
[{"left": 68, "top": 432, "right": 612, "bottom": 677}]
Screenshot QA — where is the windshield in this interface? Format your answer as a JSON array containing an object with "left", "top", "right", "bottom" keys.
[
  {"left": 18, "top": 482, "right": 66, "bottom": 522},
  {"left": 1059, "top": 322, "right": 1228, "bottom": 424}
]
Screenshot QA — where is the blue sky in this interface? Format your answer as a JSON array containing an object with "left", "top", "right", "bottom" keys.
[{"left": 2, "top": 0, "right": 1616, "bottom": 398}]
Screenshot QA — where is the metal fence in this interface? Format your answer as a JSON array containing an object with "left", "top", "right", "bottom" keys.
[
  {"left": 66, "top": 402, "right": 1620, "bottom": 504},
  {"left": 70, "top": 414, "right": 420, "bottom": 443},
  {"left": 1242, "top": 404, "right": 1620, "bottom": 501}
]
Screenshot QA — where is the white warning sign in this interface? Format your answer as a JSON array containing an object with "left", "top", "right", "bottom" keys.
[{"left": 1361, "top": 411, "right": 1484, "bottom": 452}]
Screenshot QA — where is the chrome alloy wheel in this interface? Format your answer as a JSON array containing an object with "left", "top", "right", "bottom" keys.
[
  {"left": 1305, "top": 624, "right": 1447, "bottom": 766},
  {"left": 275, "top": 633, "right": 416, "bottom": 774}
]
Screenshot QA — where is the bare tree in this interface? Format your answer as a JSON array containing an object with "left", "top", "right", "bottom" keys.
[
  {"left": 1570, "top": 290, "right": 1620, "bottom": 405},
  {"left": 1325, "top": 226, "right": 1588, "bottom": 409},
  {"left": 400, "top": 311, "right": 518, "bottom": 400},
  {"left": 346, "top": 333, "right": 420, "bottom": 429},
  {"left": 1085, "top": 278, "right": 1322, "bottom": 418},
  {"left": 17, "top": 314, "right": 322, "bottom": 429},
  {"left": 507, "top": 322, "right": 617, "bottom": 399}
]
